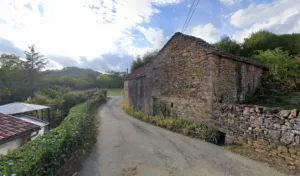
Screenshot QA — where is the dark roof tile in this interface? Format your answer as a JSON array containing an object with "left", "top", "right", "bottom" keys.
[
  {"left": 125, "top": 66, "right": 146, "bottom": 80},
  {"left": 0, "top": 113, "right": 40, "bottom": 143}
]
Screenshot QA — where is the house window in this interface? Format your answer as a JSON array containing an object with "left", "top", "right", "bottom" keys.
[{"left": 170, "top": 102, "right": 174, "bottom": 108}]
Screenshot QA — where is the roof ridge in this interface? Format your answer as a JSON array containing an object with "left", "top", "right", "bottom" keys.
[{"left": 174, "top": 32, "right": 266, "bottom": 69}]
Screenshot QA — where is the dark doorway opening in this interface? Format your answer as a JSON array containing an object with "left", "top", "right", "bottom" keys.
[{"left": 217, "top": 131, "right": 226, "bottom": 145}]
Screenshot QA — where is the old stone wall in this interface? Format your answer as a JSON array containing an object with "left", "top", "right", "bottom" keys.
[
  {"left": 125, "top": 32, "right": 264, "bottom": 122},
  {"left": 126, "top": 76, "right": 146, "bottom": 111},
  {"left": 210, "top": 54, "right": 264, "bottom": 103},
  {"left": 152, "top": 33, "right": 215, "bottom": 121},
  {"left": 213, "top": 103, "right": 300, "bottom": 171},
  {"left": 125, "top": 62, "right": 153, "bottom": 114}
]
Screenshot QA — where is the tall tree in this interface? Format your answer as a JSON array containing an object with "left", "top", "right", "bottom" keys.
[
  {"left": 213, "top": 36, "right": 241, "bottom": 55},
  {"left": 0, "top": 54, "right": 26, "bottom": 104},
  {"left": 241, "top": 30, "right": 279, "bottom": 57},
  {"left": 24, "top": 45, "right": 48, "bottom": 95},
  {"left": 130, "top": 51, "right": 157, "bottom": 73}
]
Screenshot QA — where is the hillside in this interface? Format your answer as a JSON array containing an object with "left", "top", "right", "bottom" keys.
[{"left": 43, "top": 67, "right": 101, "bottom": 77}]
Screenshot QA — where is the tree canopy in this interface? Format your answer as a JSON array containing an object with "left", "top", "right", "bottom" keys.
[
  {"left": 213, "top": 36, "right": 241, "bottom": 55},
  {"left": 213, "top": 30, "right": 300, "bottom": 57},
  {"left": 253, "top": 48, "right": 300, "bottom": 81},
  {"left": 130, "top": 51, "right": 157, "bottom": 73}
]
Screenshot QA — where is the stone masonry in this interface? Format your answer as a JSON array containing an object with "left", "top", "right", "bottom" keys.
[
  {"left": 213, "top": 103, "right": 300, "bottom": 172},
  {"left": 124, "top": 32, "right": 300, "bottom": 173},
  {"left": 125, "top": 32, "right": 265, "bottom": 122}
]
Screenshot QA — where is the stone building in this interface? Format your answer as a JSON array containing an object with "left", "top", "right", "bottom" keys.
[{"left": 124, "top": 32, "right": 266, "bottom": 122}]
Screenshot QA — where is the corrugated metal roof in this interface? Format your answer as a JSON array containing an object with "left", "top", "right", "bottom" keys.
[
  {"left": 0, "top": 102, "right": 50, "bottom": 115},
  {"left": 15, "top": 115, "right": 49, "bottom": 127}
]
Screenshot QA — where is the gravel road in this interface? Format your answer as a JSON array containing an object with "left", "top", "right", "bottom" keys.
[{"left": 79, "top": 96, "right": 287, "bottom": 176}]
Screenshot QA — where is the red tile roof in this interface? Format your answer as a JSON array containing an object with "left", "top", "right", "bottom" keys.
[{"left": 0, "top": 113, "right": 40, "bottom": 142}]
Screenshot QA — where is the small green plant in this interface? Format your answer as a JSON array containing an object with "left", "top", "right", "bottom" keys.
[
  {"left": 224, "top": 144, "right": 258, "bottom": 160},
  {"left": 159, "top": 100, "right": 171, "bottom": 117}
]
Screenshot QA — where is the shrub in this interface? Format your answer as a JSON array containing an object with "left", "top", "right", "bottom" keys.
[
  {"left": 159, "top": 100, "right": 171, "bottom": 117},
  {"left": 121, "top": 99, "right": 222, "bottom": 144},
  {"left": 253, "top": 48, "right": 300, "bottom": 81},
  {"left": 0, "top": 90, "right": 107, "bottom": 176}
]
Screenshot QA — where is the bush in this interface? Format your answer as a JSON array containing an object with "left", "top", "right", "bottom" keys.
[
  {"left": 0, "top": 90, "right": 107, "bottom": 176},
  {"left": 61, "top": 92, "right": 89, "bottom": 116},
  {"left": 253, "top": 48, "right": 300, "bottom": 81},
  {"left": 121, "top": 100, "right": 222, "bottom": 144}
]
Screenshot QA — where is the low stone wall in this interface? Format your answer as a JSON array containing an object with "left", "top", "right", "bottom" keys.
[{"left": 213, "top": 103, "right": 300, "bottom": 171}]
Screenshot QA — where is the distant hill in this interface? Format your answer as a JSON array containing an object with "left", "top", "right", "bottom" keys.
[{"left": 43, "top": 67, "right": 101, "bottom": 77}]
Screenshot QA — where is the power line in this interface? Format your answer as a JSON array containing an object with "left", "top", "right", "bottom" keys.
[
  {"left": 182, "top": 0, "right": 201, "bottom": 33},
  {"left": 181, "top": 0, "right": 196, "bottom": 32}
]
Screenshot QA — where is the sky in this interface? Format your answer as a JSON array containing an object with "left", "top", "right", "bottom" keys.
[{"left": 0, "top": 0, "right": 299, "bottom": 72}]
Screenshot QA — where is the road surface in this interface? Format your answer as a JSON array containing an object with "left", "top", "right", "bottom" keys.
[{"left": 79, "top": 96, "right": 286, "bottom": 176}]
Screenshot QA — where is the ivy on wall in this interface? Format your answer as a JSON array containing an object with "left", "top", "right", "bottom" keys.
[
  {"left": 159, "top": 100, "right": 171, "bottom": 117},
  {"left": 235, "top": 63, "right": 243, "bottom": 102}
]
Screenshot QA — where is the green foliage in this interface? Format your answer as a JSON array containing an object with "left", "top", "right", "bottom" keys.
[
  {"left": 0, "top": 90, "right": 106, "bottom": 176},
  {"left": 39, "top": 73, "right": 99, "bottom": 91},
  {"left": 96, "top": 71, "right": 125, "bottom": 89},
  {"left": 39, "top": 85, "right": 71, "bottom": 99},
  {"left": 277, "top": 33, "right": 300, "bottom": 56},
  {"left": 24, "top": 45, "right": 48, "bottom": 94},
  {"left": 43, "top": 66, "right": 100, "bottom": 78},
  {"left": 26, "top": 86, "right": 92, "bottom": 120},
  {"left": 0, "top": 46, "right": 49, "bottom": 104},
  {"left": 213, "top": 36, "right": 241, "bottom": 55},
  {"left": 121, "top": 100, "right": 222, "bottom": 144},
  {"left": 240, "top": 30, "right": 300, "bottom": 57},
  {"left": 213, "top": 31, "right": 300, "bottom": 58},
  {"left": 130, "top": 51, "right": 157, "bottom": 73},
  {"left": 96, "top": 74, "right": 112, "bottom": 88},
  {"left": 235, "top": 63, "right": 243, "bottom": 102},
  {"left": 253, "top": 48, "right": 300, "bottom": 80},
  {"left": 242, "top": 30, "right": 279, "bottom": 57},
  {"left": 0, "top": 54, "right": 27, "bottom": 104},
  {"left": 158, "top": 100, "right": 171, "bottom": 117},
  {"left": 24, "top": 45, "right": 48, "bottom": 71}
]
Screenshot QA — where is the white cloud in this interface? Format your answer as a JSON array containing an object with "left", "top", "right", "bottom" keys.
[
  {"left": 191, "top": 23, "right": 222, "bottom": 43},
  {"left": 230, "top": 0, "right": 300, "bottom": 42},
  {"left": 0, "top": 0, "right": 180, "bottom": 68},
  {"left": 219, "top": 0, "right": 241, "bottom": 6},
  {"left": 138, "top": 27, "right": 164, "bottom": 48}
]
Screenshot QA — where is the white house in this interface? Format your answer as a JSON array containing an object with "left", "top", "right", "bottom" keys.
[
  {"left": 0, "top": 113, "right": 40, "bottom": 156},
  {"left": 15, "top": 115, "right": 49, "bottom": 140}
]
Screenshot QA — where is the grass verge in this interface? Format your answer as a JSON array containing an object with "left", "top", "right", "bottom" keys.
[
  {"left": 105, "top": 88, "right": 123, "bottom": 96},
  {"left": 72, "top": 88, "right": 123, "bottom": 96},
  {"left": 121, "top": 99, "right": 223, "bottom": 144}
]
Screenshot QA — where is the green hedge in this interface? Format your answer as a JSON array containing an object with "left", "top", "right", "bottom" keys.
[
  {"left": 121, "top": 100, "right": 222, "bottom": 144},
  {"left": 0, "top": 90, "right": 106, "bottom": 176}
]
